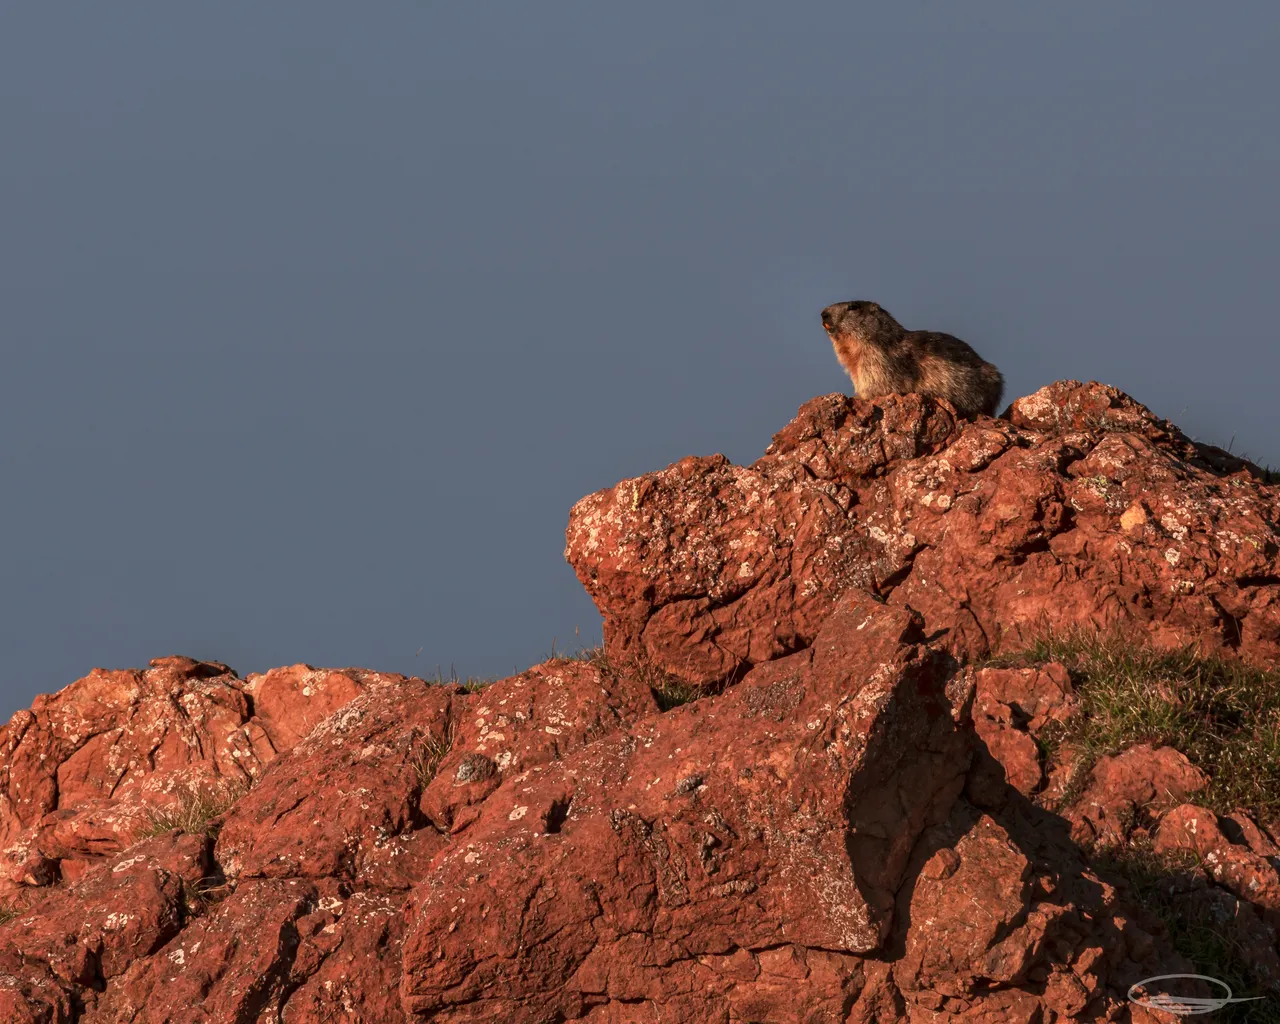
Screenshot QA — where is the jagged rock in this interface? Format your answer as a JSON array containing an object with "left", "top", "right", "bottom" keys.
[
  {"left": 1066, "top": 744, "right": 1209, "bottom": 848},
  {"left": 0, "top": 831, "right": 209, "bottom": 1019},
  {"left": 84, "top": 878, "right": 409, "bottom": 1024},
  {"left": 965, "top": 662, "right": 1077, "bottom": 805},
  {"left": 397, "top": 595, "right": 974, "bottom": 1021},
  {"left": 1156, "top": 803, "right": 1280, "bottom": 916},
  {"left": 566, "top": 381, "right": 1280, "bottom": 686},
  {"left": 0, "top": 657, "right": 402, "bottom": 893}
]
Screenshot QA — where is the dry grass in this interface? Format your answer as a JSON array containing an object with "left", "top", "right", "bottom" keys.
[
  {"left": 409, "top": 725, "right": 455, "bottom": 791},
  {"left": 425, "top": 665, "right": 495, "bottom": 693},
  {"left": 134, "top": 778, "right": 252, "bottom": 842}
]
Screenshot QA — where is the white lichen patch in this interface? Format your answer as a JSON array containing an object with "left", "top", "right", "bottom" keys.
[
  {"left": 1011, "top": 389, "right": 1057, "bottom": 424},
  {"left": 1160, "top": 514, "right": 1189, "bottom": 541}
]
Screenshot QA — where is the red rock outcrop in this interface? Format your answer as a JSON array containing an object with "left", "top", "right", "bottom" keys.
[
  {"left": 0, "top": 658, "right": 406, "bottom": 894},
  {"left": 1156, "top": 803, "right": 1280, "bottom": 917},
  {"left": 1, "top": 380, "right": 1278, "bottom": 1021},
  {"left": 398, "top": 596, "right": 975, "bottom": 1021},
  {"left": 566, "top": 381, "right": 1280, "bottom": 686},
  {"left": 965, "top": 662, "right": 1077, "bottom": 803}
]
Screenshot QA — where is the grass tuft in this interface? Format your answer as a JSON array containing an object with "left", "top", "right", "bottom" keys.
[
  {"left": 650, "top": 677, "right": 713, "bottom": 711},
  {"left": 425, "top": 665, "right": 495, "bottom": 693},
  {"left": 410, "top": 725, "right": 455, "bottom": 791},
  {"left": 134, "top": 778, "right": 251, "bottom": 842},
  {"left": 0, "top": 902, "right": 18, "bottom": 927}
]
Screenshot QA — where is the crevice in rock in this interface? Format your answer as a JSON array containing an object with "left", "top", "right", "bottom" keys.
[
  {"left": 265, "top": 794, "right": 307, "bottom": 831},
  {"left": 186, "top": 847, "right": 235, "bottom": 924},
  {"left": 68, "top": 994, "right": 94, "bottom": 1023},
  {"left": 1208, "top": 597, "right": 1245, "bottom": 649},
  {"left": 88, "top": 948, "right": 107, "bottom": 994},
  {"left": 543, "top": 797, "right": 572, "bottom": 835},
  {"left": 1054, "top": 439, "right": 1103, "bottom": 476},
  {"left": 1009, "top": 536, "right": 1053, "bottom": 564},
  {"left": 232, "top": 913, "right": 306, "bottom": 1024},
  {"left": 958, "top": 601, "right": 992, "bottom": 653},
  {"left": 875, "top": 555, "right": 921, "bottom": 599},
  {"left": 1237, "top": 574, "right": 1280, "bottom": 588}
]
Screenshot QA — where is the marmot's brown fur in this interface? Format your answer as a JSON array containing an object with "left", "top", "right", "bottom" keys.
[{"left": 821, "top": 300, "right": 1005, "bottom": 418}]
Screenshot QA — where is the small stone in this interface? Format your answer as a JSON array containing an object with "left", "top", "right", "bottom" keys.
[{"left": 454, "top": 753, "right": 498, "bottom": 785}]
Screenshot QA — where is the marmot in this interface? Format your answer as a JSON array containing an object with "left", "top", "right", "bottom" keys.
[{"left": 821, "top": 300, "right": 1005, "bottom": 418}]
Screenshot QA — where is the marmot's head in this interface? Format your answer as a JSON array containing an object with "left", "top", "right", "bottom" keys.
[{"left": 821, "top": 300, "right": 906, "bottom": 348}]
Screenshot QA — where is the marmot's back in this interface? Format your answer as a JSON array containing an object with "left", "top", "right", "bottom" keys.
[
  {"left": 903, "top": 331, "right": 1005, "bottom": 417},
  {"left": 820, "top": 300, "right": 1004, "bottom": 419}
]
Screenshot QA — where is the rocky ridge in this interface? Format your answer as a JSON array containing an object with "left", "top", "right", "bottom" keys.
[{"left": 0, "top": 380, "right": 1277, "bottom": 1022}]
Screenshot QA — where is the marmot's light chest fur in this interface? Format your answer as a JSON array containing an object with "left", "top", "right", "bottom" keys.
[{"left": 821, "top": 300, "right": 1005, "bottom": 418}]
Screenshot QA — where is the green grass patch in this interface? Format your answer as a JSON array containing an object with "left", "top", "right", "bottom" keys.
[
  {"left": 985, "top": 629, "right": 1280, "bottom": 1012},
  {"left": 987, "top": 629, "right": 1280, "bottom": 830},
  {"left": 0, "top": 902, "right": 19, "bottom": 927}
]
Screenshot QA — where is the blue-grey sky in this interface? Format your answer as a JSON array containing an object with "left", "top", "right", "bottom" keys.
[{"left": 3, "top": 4, "right": 1278, "bottom": 716}]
